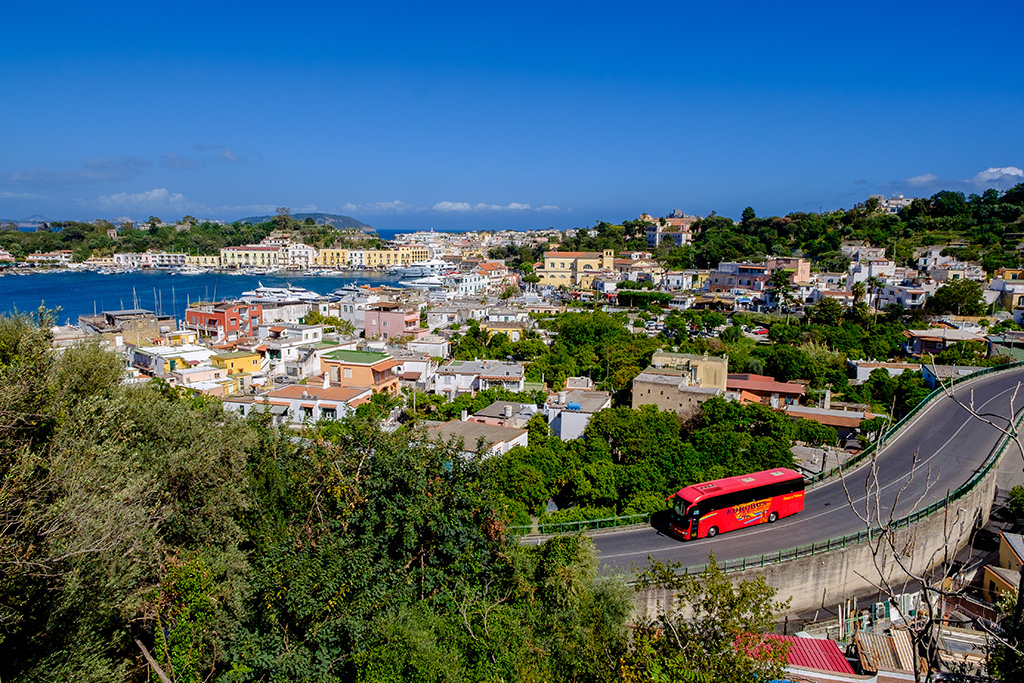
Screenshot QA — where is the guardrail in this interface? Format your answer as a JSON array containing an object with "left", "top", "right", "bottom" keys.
[
  {"left": 510, "top": 360, "right": 1024, "bottom": 538},
  {"left": 675, "top": 386, "right": 1024, "bottom": 577}
]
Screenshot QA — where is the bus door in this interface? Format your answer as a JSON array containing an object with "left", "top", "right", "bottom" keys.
[{"left": 689, "top": 507, "right": 700, "bottom": 538}]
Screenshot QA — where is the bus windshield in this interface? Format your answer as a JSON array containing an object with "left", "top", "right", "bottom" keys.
[{"left": 673, "top": 496, "right": 692, "bottom": 517}]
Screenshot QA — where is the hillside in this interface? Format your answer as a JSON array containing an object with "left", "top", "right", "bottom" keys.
[{"left": 235, "top": 212, "right": 375, "bottom": 232}]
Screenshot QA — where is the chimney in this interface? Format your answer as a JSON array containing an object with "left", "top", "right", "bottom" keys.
[
  {"left": 461, "top": 409, "right": 468, "bottom": 422},
  {"left": 823, "top": 388, "right": 831, "bottom": 410},
  {"left": 322, "top": 373, "right": 330, "bottom": 389},
  {"left": 504, "top": 404, "right": 513, "bottom": 418}
]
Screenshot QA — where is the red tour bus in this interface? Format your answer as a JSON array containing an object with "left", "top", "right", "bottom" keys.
[{"left": 667, "top": 468, "right": 806, "bottom": 540}]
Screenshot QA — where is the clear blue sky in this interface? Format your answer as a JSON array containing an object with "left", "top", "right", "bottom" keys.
[{"left": 2, "top": 1, "right": 1022, "bottom": 231}]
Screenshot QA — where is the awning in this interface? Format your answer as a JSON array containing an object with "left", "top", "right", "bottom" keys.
[{"left": 300, "top": 403, "right": 315, "bottom": 409}]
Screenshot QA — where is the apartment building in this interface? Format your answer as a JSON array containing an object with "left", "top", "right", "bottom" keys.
[{"left": 535, "top": 249, "right": 616, "bottom": 287}]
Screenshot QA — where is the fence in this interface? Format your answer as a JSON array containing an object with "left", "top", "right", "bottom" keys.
[
  {"left": 673, "top": 390, "right": 1024, "bottom": 577},
  {"left": 510, "top": 361, "right": 1024, "bottom": 539}
]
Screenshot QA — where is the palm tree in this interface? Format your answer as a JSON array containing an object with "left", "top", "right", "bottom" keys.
[
  {"left": 866, "top": 276, "right": 883, "bottom": 325},
  {"left": 851, "top": 280, "right": 866, "bottom": 305}
]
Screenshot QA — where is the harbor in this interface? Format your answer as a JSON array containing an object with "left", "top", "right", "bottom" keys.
[{"left": 0, "top": 269, "right": 405, "bottom": 324}]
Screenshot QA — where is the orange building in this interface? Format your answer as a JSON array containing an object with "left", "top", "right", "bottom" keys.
[{"left": 320, "top": 349, "right": 400, "bottom": 395}]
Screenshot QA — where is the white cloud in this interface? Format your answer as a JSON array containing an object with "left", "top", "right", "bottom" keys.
[
  {"left": 341, "top": 200, "right": 415, "bottom": 214},
  {"left": 432, "top": 200, "right": 550, "bottom": 212},
  {"left": 0, "top": 191, "right": 45, "bottom": 199},
  {"left": 433, "top": 201, "right": 473, "bottom": 212},
  {"left": 97, "top": 188, "right": 192, "bottom": 212},
  {"left": 894, "top": 166, "right": 1024, "bottom": 196},
  {"left": 535, "top": 204, "right": 561, "bottom": 212},
  {"left": 971, "top": 166, "right": 1023, "bottom": 189},
  {"left": 905, "top": 173, "right": 938, "bottom": 187}
]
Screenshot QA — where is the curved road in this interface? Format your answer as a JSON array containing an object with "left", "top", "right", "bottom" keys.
[{"left": 594, "top": 369, "right": 1024, "bottom": 572}]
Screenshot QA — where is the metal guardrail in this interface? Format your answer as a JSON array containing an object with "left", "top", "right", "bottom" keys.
[
  {"left": 511, "top": 360, "right": 1024, "bottom": 540},
  {"left": 677, "top": 380, "right": 1024, "bottom": 577},
  {"left": 523, "top": 512, "right": 650, "bottom": 536}
]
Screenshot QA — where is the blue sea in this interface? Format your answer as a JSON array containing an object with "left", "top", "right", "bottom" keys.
[{"left": 0, "top": 270, "right": 404, "bottom": 325}]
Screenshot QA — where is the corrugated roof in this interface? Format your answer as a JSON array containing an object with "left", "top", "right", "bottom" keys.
[
  {"left": 855, "top": 631, "right": 904, "bottom": 673},
  {"left": 766, "top": 634, "right": 855, "bottom": 674}
]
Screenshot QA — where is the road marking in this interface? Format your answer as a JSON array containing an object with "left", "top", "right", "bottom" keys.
[{"left": 597, "top": 375, "right": 1023, "bottom": 561}]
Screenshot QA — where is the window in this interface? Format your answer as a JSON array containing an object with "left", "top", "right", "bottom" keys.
[{"left": 344, "top": 368, "right": 353, "bottom": 379}]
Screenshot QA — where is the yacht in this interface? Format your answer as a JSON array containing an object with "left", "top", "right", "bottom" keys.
[
  {"left": 392, "top": 258, "right": 454, "bottom": 278},
  {"left": 398, "top": 275, "right": 446, "bottom": 289},
  {"left": 240, "top": 283, "right": 338, "bottom": 304}
]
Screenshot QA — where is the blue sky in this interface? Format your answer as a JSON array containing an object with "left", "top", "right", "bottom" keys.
[{"left": 2, "top": 1, "right": 1023, "bottom": 231}]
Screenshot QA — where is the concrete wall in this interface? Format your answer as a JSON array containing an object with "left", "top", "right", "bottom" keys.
[{"left": 636, "top": 458, "right": 1000, "bottom": 618}]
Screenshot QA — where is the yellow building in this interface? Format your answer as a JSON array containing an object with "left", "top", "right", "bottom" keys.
[
  {"left": 210, "top": 350, "right": 262, "bottom": 375},
  {"left": 220, "top": 245, "right": 283, "bottom": 269},
  {"left": 185, "top": 254, "right": 223, "bottom": 268},
  {"left": 396, "top": 244, "right": 430, "bottom": 262},
  {"left": 536, "top": 250, "right": 616, "bottom": 288},
  {"left": 315, "top": 248, "right": 349, "bottom": 267}
]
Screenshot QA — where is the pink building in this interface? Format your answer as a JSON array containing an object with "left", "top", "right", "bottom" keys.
[{"left": 363, "top": 302, "right": 423, "bottom": 341}]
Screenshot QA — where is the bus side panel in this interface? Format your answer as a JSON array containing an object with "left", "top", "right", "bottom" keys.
[{"left": 777, "top": 490, "right": 805, "bottom": 518}]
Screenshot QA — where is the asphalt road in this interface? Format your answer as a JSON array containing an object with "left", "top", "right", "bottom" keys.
[{"left": 593, "top": 369, "right": 1024, "bottom": 573}]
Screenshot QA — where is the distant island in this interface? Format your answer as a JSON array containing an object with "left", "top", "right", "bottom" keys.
[{"left": 234, "top": 212, "right": 374, "bottom": 232}]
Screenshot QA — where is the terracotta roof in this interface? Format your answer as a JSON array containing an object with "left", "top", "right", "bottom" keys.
[
  {"left": 785, "top": 406, "right": 870, "bottom": 429},
  {"left": 726, "top": 373, "right": 804, "bottom": 395}
]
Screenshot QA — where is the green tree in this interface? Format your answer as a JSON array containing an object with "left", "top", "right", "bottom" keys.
[
  {"left": 807, "top": 296, "right": 844, "bottom": 327},
  {"left": 628, "top": 552, "right": 790, "bottom": 682},
  {"left": 926, "top": 278, "right": 985, "bottom": 316}
]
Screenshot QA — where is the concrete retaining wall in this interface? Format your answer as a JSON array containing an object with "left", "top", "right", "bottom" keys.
[{"left": 636, "top": 456, "right": 1000, "bottom": 617}]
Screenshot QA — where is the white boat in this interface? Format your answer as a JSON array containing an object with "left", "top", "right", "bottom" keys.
[
  {"left": 178, "top": 265, "right": 205, "bottom": 275},
  {"left": 240, "top": 283, "right": 339, "bottom": 304},
  {"left": 398, "top": 275, "right": 446, "bottom": 289},
  {"left": 392, "top": 258, "right": 455, "bottom": 278}
]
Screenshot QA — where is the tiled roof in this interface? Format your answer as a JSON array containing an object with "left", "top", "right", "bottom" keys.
[{"left": 726, "top": 373, "right": 805, "bottom": 395}]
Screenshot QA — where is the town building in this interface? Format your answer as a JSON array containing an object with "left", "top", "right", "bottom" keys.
[
  {"left": 433, "top": 359, "right": 525, "bottom": 397},
  {"left": 534, "top": 250, "right": 616, "bottom": 288},
  {"left": 428, "top": 420, "right": 528, "bottom": 458},
  {"left": 544, "top": 390, "right": 611, "bottom": 440},
  {"left": 78, "top": 308, "right": 177, "bottom": 349},
  {"left": 901, "top": 328, "right": 987, "bottom": 357},
  {"left": 643, "top": 211, "right": 697, "bottom": 248},
  {"left": 224, "top": 382, "right": 371, "bottom": 427},
  {"left": 184, "top": 302, "right": 263, "bottom": 341},
  {"left": 219, "top": 245, "right": 283, "bottom": 269},
  {"left": 320, "top": 349, "right": 400, "bottom": 395},
  {"left": 27, "top": 249, "right": 74, "bottom": 265},
  {"left": 726, "top": 373, "right": 804, "bottom": 408},
  {"left": 469, "top": 401, "right": 539, "bottom": 429},
  {"left": 364, "top": 302, "right": 422, "bottom": 341}
]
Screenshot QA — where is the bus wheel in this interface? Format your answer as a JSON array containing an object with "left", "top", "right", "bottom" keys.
[
  {"left": 768, "top": 511, "right": 778, "bottom": 523},
  {"left": 706, "top": 526, "right": 718, "bottom": 538}
]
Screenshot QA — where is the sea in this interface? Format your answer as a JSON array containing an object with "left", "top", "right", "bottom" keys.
[{"left": 0, "top": 270, "right": 405, "bottom": 325}]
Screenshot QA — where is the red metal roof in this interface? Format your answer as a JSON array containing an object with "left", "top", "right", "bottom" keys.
[{"left": 766, "top": 634, "right": 855, "bottom": 674}]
